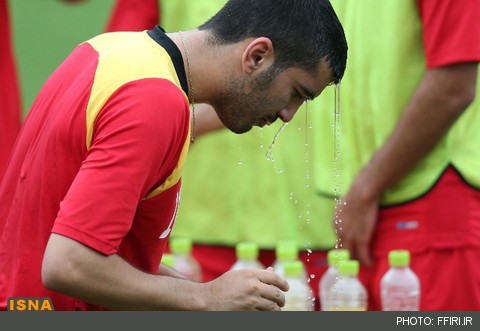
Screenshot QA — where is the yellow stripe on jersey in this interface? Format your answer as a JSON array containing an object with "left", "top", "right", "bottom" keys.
[
  {"left": 85, "top": 31, "right": 190, "bottom": 199},
  {"left": 144, "top": 127, "right": 190, "bottom": 200}
]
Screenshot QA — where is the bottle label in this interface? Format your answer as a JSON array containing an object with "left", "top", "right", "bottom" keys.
[{"left": 382, "top": 295, "right": 419, "bottom": 311}]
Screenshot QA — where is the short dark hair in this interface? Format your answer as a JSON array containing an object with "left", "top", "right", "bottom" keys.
[{"left": 198, "top": 0, "right": 347, "bottom": 84}]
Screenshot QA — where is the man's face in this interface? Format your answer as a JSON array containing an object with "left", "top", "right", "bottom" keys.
[{"left": 211, "top": 61, "right": 333, "bottom": 134}]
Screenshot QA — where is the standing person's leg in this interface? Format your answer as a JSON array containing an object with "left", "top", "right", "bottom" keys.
[{"left": 369, "top": 166, "right": 480, "bottom": 310}]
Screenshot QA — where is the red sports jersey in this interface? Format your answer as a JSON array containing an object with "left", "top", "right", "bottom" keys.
[
  {"left": 105, "top": 0, "right": 159, "bottom": 32},
  {"left": 418, "top": 0, "right": 480, "bottom": 68},
  {"left": 0, "top": 26, "right": 191, "bottom": 311}
]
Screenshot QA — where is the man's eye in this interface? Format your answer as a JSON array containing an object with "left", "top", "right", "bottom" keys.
[
  {"left": 296, "top": 90, "right": 306, "bottom": 100},
  {"left": 300, "top": 93, "right": 312, "bottom": 102}
]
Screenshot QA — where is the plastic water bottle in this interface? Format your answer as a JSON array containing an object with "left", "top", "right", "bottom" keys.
[
  {"left": 160, "top": 253, "right": 175, "bottom": 269},
  {"left": 328, "top": 260, "right": 367, "bottom": 311},
  {"left": 272, "top": 240, "right": 305, "bottom": 278},
  {"left": 230, "top": 242, "right": 264, "bottom": 270},
  {"left": 319, "top": 248, "right": 350, "bottom": 311},
  {"left": 282, "top": 260, "right": 314, "bottom": 311},
  {"left": 169, "top": 237, "right": 202, "bottom": 282},
  {"left": 380, "top": 249, "right": 420, "bottom": 311}
]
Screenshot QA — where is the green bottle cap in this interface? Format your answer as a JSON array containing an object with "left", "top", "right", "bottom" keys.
[
  {"left": 338, "top": 260, "right": 359, "bottom": 276},
  {"left": 275, "top": 240, "right": 298, "bottom": 261},
  {"left": 283, "top": 260, "right": 304, "bottom": 277},
  {"left": 161, "top": 254, "right": 175, "bottom": 268},
  {"left": 388, "top": 250, "right": 410, "bottom": 267},
  {"left": 170, "top": 237, "right": 192, "bottom": 256},
  {"left": 327, "top": 249, "right": 350, "bottom": 267},
  {"left": 236, "top": 242, "right": 259, "bottom": 260}
]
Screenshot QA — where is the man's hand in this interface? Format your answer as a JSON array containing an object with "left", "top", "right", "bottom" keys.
[
  {"left": 201, "top": 267, "right": 289, "bottom": 311},
  {"left": 334, "top": 178, "right": 379, "bottom": 268}
]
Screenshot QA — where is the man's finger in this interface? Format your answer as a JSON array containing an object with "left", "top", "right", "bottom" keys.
[
  {"left": 356, "top": 243, "right": 372, "bottom": 268},
  {"left": 258, "top": 269, "right": 289, "bottom": 292}
]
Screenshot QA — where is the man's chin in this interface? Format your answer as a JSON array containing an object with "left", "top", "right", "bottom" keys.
[{"left": 227, "top": 124, "right": 253, "bottom": 135}]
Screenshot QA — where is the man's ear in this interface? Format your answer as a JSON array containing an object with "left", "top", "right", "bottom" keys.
[{"left": 241, "top": 37, "right": 275, "bottom": 74}]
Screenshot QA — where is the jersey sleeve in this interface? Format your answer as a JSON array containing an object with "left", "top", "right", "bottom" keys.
[
  {"left": 418, "top": 0, "right": 480, "bottom": 68},
  {"left": 105, "top": 0, "right": 160, "bottom": 32},
  {"left": 52, "top": 78, "right": 190, "bottom": 255}
]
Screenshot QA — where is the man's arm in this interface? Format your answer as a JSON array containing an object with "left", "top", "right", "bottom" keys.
[
  {"left": 336, "top": 62, "right": 478, "bottom": 267},
  {"left": 157, "top": 263, "right": 190, "bottom": 279},
  {"left": 42, "top": 233, "right": 288, "bottom": 310}
]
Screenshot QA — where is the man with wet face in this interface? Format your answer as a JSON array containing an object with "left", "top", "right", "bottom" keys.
[{"left": 0, "top": 0, "right": 347, "bottom": 311}]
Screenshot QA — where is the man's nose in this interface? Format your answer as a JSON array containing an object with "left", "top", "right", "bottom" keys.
[{"left": 278, "top": 101, "right": 303, "bottom": 123}]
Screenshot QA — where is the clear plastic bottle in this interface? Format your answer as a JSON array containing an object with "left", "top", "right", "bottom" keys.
[
  {"left": 160, "top": 253, "right": 175, "bottom": 269},
  {"left": 380, "top": 249, "right": 420, "bottom": 311},
  {"left": 319, "top": 248, "right": 350, "bottom": 311},
  {"left": 282, "top": 260, "right": 314, "bottom": 311},
  {"left": 169, "top": 237, "right": 202, "bottom": 282},
  {"left": 328, "top": 260, "right": 367, "bottom": 311},
  {"left": 230, "top": 242, "right": 264, "bottom": 270},
  {"left": 272, "top": 240, "right": 305, "bottom": 278}
]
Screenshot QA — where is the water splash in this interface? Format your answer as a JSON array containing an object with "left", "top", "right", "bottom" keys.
[
  {"left": 259, "top": 127, "right": 264, "bottom": 149},
  {"left": 265, "top": 122, "right": 289, "bottom": 162},
  {"left": 332, "top": 83, "right": 343, "bottom": 249}
]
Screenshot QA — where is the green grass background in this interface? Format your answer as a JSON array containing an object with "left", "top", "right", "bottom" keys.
[{"left": 10, "top": 0, "right": 115, "bottom": 117}]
